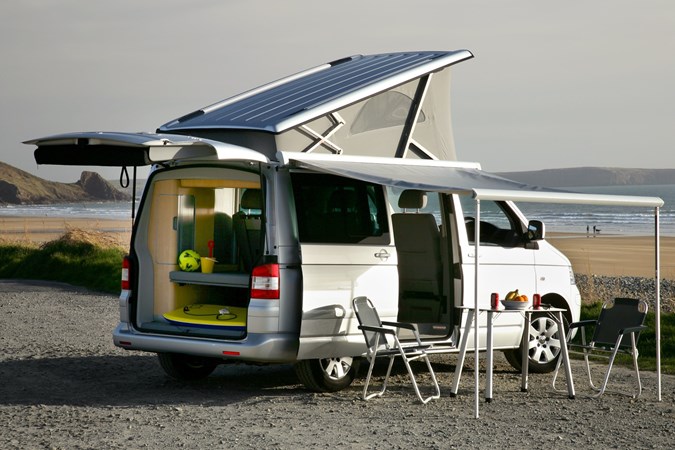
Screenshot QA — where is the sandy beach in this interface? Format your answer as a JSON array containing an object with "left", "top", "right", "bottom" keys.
[
  {"left": 548, "top": 233, "right": 674, "bottom": 280},
  {"left": 1, "top": 216, "right": 672, "bottom": 280},
  {"left": 0, "top": 216, "right": 133, "bottom": 248}
]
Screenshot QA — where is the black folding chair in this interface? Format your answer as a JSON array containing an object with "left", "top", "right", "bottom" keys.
[
  {"left": 352, "top": 296, "right": 440, "bottom": 404},
  {"left": 553, "top": 297, "right": 648, "bottom": 398}
]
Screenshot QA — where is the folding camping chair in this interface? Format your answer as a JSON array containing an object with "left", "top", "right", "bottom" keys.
[
  {"left": 553, "top": 297, "right": 648, "bottom": 398},
  {"left": 352, "top": 296, "right": 440, "bottom": 404}
]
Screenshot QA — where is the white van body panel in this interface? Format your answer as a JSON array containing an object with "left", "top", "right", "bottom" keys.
[
  {"left": 296, "top": 244, "right": 398, "bottom": 359},
  {"left": 460, "top": 247, "right": 537, "bottom": 349}
]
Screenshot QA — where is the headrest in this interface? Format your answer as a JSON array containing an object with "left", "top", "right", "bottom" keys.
[
  {"left": 240, "top": 189, "right": 262, "bottom": 210},
  {"left": 398, "top": 190, "right": 427, "bottom": 210}
]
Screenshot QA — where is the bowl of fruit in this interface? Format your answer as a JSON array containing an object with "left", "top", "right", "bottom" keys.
[{"left": 501, "top": 290, "right": 530, "bottom": 310}]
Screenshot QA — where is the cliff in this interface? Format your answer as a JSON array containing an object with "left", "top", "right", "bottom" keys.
[{"left": 0, "top": 161, "right": 131, "bottom": 205}]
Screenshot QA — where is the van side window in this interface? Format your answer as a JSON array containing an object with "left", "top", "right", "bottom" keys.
[
  {"left": 291, "top": 173, "right": 390, "bottom": 244},
  {"left": 459, "top": 197, "right": 524, "bottom": 246}
]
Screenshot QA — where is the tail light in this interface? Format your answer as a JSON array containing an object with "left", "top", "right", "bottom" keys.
[
  {"left": 251, "top": 263, "right": 279, "bottom": 299},
  {"left": 121, "top": 255, "right": 131, "bottom": 291}
]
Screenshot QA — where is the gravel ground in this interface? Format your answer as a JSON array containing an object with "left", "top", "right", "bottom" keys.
[
  {"left": 575, "top": 274, "right": 675, "bottom": 313},
  {"left": 1, "top": 280, "right": 674, "bottom": 449}
]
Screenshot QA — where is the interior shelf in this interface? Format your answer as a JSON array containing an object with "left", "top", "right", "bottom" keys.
[{"left": 169, "top": 271, "right": 250, "bottom": 288}]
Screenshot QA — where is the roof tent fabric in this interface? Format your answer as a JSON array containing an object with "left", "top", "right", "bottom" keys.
[{"left": 275, "top": 66, "right": 458, "bottom": 160}]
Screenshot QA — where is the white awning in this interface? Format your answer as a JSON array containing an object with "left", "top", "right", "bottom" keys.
[{"left": 285, "top": 153, "right": 664, "bottom": 208}]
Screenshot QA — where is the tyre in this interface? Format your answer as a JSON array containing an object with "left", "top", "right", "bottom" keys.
[
  {"left": 503, "top": 312, "right": 568, "bottom": 374},
  {"left": 294, "top": 357, "right": 361, "bottom": 392},
  {"left": 157, "top": 353, "right": 219, "bottom": 381}
]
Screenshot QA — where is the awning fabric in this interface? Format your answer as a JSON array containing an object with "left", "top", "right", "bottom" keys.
[{"left": 288, "top": 156, "right": 664, "bottom": 208}]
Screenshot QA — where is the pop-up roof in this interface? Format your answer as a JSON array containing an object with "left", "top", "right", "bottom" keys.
[{"left": 159, "top": 50, "right": 473, "bottom": 161}]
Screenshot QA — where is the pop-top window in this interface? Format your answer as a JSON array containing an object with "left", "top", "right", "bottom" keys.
[{"left": 291, "top": 173, "right": 390, "bottom": 244}]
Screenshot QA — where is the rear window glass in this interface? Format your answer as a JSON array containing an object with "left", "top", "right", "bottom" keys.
[{"left": 291, "top": 173, "right": 390, "bottom": 244}]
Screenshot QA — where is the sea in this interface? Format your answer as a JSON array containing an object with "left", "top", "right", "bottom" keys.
[
  {"left": 516, "top": 184, "right": 675, "bottom": 237},
  {"left": 1, "top": 184, "right": 674, "bottom": 236}
]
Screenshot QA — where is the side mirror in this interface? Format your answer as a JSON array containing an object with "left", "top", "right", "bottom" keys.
[{"left": 527, "top": 220, "right": 545, "bottom": 241}]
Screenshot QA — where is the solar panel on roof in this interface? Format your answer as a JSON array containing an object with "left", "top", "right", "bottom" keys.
[{"left": 159, "top": 50, "right": 472, "bottom": 134}]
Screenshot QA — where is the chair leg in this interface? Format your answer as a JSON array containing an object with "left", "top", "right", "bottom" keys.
[
  {"left": 590, "top": 335, "right": 626, "bottom": 398},
  {"left": 421, "top": 354, "right": 441, "bottom": 403},
  {"left": 400, "top": 353, "right": 440, "bottom": 404},
  {"left": 630, "top": 333, "right": 642, "bottom": 399},
  {"left": 591, "top": 354, "right": 615, "bottom": 398},
  {"left": 583, "top": 348, "right": 602, "bottom": 393},
  {"left": 558, "top": 325, "right": 644, "bottom": 399},
  {"left": 362, "top": 355, "right": 395, "bottom": 401},
  {"left": 361, "top": 355, "right": 377, "bottom": 400}
]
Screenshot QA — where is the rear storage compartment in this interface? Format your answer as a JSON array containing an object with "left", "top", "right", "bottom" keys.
[{"left": 132, "top": 166, "right": 264, "bottom": 339}]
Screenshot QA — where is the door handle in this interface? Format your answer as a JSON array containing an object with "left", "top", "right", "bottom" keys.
[{"left": 374, "top": 249, "right": 390, "bottom": 261}]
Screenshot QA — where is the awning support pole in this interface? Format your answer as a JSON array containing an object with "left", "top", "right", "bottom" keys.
[
  {"left": 474, "top": 199, "right": 481, "bottom": 418},
  {"left": 655, "top": 206, "right": 661, "bottom": 401}
]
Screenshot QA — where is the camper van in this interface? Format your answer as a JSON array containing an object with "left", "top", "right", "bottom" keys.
[{"left": 26, "top": 51, "right": 581, "bottom": 392}]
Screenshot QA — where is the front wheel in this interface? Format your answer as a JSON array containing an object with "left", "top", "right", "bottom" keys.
[
  {"left": 504, "top": 313, "right": 567, "bottom": 373},
  {"left": 157, "top": 353, "right": 219, "bottom": 381},
  {"left": 294, "top": 357, "right": 360, "bottom": 392}
]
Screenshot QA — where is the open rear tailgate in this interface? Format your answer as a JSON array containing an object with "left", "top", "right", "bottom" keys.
[{"left": 25, "top": 131, "right": 267, "bottom": 166}]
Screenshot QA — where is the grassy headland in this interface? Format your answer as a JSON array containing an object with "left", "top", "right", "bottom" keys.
[{"left": 0, "top": 230, "right": 126, "bottom": 294}]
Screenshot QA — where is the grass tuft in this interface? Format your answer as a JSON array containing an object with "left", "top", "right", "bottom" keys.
[{"left": 0, "top": 229, "right": 125, "bottom": 294}]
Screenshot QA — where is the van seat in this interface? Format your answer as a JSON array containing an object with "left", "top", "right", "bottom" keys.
[
  {"left": 233, "top": 189, "right": 262, "bottom": 271},
  {"left": 240, "top": 189, "right": 262, "bottom": 211},
  {"left": 392, "top": 190, "right": 442, "bottom": 321}
]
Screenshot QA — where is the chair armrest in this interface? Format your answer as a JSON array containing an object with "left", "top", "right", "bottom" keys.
[
  {"left": 358, "top": 324, "right": 396, "bottom": 335},
  {"left": 381, "top": 321, "right": 416, "bottom": 331},
  {"left": 569, "top": 319, "right": 597, "bottom": 330},
  {"left": 620, "top": 325, "right": 648, "bottom": 335}
]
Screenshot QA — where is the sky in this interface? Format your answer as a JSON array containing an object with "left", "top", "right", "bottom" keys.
[{"left": 1, "top": 0, "right": 674, "bottom": 182}]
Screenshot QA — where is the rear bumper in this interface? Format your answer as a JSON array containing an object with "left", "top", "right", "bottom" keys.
[{"left": 113, "top": 323, "right": 299, "bottom": 363}]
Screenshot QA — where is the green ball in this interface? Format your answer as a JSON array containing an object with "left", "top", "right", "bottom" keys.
[{"left": 178, "top": 249, "right": 201, "bottom": 272}]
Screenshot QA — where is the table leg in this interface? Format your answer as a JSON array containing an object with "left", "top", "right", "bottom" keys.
[
  {"left": 556, "top": 311, "right": 576, "bottom": 399},
  {"left": 450, "top": 309, "right": 474, "bottom": 397},
  {"left": 521, "top": 311, "right": 530, "bottom": 392},
  {"left": 485, "top": 311, "right": 494, "bottom": 402}
]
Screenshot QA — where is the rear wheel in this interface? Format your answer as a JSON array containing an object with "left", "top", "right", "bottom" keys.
[
  {"left": 294, "top": 357, "right": 360, "bottom": 392},
  {"left": 158, "top": 353, "right": 219, "bottom": 381},
  {"left": 504, "top": 312, "right": 567, "bottom": 374}
]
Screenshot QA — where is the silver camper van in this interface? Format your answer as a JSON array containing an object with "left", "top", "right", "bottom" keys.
[{"left": 26, "top": 51, "right": 581, "bottom": 392}]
